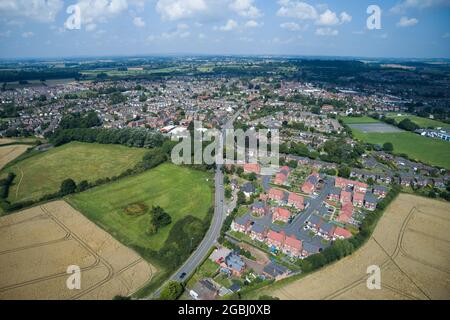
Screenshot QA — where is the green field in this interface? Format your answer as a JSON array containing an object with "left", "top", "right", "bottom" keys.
[
  {"left": 386, "top": 113, "right": 450, "bottom": 129},
  {"left": 3, "top": 142, "right": 147, "bottom": 203},
  {"left": 67, "top": 163, "right": 213, "bottom": 252},
  {"left": 339, "top": 116, "right": 381, "bottom": 124},
  {"left": 352, "top": 130, "right": 450, "bottom": 169}
]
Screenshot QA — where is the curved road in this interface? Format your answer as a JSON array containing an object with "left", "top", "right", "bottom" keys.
[{"left": 151, "top": 110, "right": 240, "bottom": 298}]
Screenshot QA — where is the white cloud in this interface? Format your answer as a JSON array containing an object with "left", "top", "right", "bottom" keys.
[
  {"left": 229, "top": 0, "right": 262, "bottom": 18},
  {"left": 390, "top": 0, "right": 450, "bottom": 14},
  {"left": 21, "top": 31, "right": 34, "bottom": 38},
  {"left": 147, "top": 23, "right": 191, "bottom": 41},
  {"left": 340, "top": 12, "right": 352, "bottom": 24},
  {"left": 316, "top": 9, "right": 339, "bottom": 26},
  {"left": 277, "top": 0, "right": 318, "bottom": 20},
  {"left": 0, "top": 0, "right": 63, "bottom": 23},
  {"left": 71, "top": 0, "right": 128, "bottom": 30},
  {"left": 133, "top": 16, "right": 146, "bottom": 27},
  {"left": 218, "top": 19, "right": 238, "bottom": 31},
  {"left": 280, "top": 22, "right": 301, "bottom": 31},
  {"left": 156, "top": 0, "right": 207, "bottom": 21},
  {"left": 396, "top": 16, "right": 418, "bottom": 27},
  {"left": 244, "top": 20, "right": 262, "bottom": 28},
  {"left": 315, "top": 27, "right": 338, "bottom": 36}
]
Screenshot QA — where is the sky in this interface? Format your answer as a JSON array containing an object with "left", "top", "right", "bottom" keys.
[{"left": 0, "top": 0, "right": 449, "bottom": 59}]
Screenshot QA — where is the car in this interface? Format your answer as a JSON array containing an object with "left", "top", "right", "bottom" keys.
[{"left": 180, "top": 272, "right": 187, "bottom": 279}]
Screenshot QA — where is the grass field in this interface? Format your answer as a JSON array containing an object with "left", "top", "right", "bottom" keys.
[
  {"left": 67, "top": 163, "right": 214, "bottom": 252},
  {"left": 339, "top": 116, "right": 381, "bottom": 124},
  {"left": 352, "top": 130, "right": 450, "bottom": 169},
  {"left": 0, "top": 201, "right": 155, "bottom": 300},
  {"left": 386, "top": 114, "right": 450, "bottom": 129},
  {"left": 254, "top": 194, "right": 450, "bottom": 300},
  {"left": 3, "top": 142, "right": 147, "bottom": 203}
]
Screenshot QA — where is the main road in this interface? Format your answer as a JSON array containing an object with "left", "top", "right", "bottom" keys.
[{"left": 151, "top": 110, "right": 241, "bottom": 298}]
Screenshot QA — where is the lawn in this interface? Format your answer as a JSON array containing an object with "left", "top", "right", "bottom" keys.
[
  {"left": 386, "top": 113, "right": 450, "bottom": 129},
  {"left": 3, "top": 142, "right": 147, "bottom": 203},
  {"left": 352, "top": 130, "right": 450, "bottom": 169},
  {"left": 339, "top": 116, "right": 380, "bottom": 124},
  {"left": 67, "top": 163, "right": 214, "bottom": 252}
]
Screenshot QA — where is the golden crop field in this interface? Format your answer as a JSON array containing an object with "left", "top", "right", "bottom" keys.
[
  {"left": 270, "top": 194, "right": 450, "bottom": 300},
  {"left": 0, "top": 201, "right": 156, "bottom": 300},
  {"left": 0, "top": 145, "right": 28, "bottom": 170}
]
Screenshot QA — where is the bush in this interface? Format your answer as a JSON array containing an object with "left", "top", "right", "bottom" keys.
[
  {"left": 60, "top": 179, "right": 77, "bottom": 196},
  {"left": 159, "top": 281, "right": 184, "bottom": 300}
]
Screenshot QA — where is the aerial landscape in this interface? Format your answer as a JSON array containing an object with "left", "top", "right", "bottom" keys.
[{"left": 0, "top": 0, "right": 449, "bottom": 306}]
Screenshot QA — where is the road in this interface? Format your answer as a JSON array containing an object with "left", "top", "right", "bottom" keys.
[{"left": 151, "top": 110, "right": 241, "bottom": 298}]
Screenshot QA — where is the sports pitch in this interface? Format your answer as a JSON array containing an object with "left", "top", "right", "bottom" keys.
[{"left": 348, "top": 123, "right": 403, "bottom": 133}]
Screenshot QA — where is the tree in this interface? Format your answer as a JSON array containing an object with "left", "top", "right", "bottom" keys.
[
  {"left": 237, "top": 191, "right": 246, "bottom": 205},
  {"left": 382, "top": 142, "right": 394, "bottom": 152},
  {"left": 338, "top": 166, "right": 351, "bottom": 178},
  {"left": 77, "top": 180, "right": 89, "bottom": 192},
  {"left": 151, "top": 206, "right": 172, "bottom": 229},
  {"left": 60, "top": 179, "right": 77, "bottom": 195},
  {"left": 160, "top": 281, "right": 184, "bottom": 300}
]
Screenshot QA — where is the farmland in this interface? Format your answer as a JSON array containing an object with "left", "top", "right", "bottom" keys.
[
  {"left": 67, "top": 163, "right": 214, "bottom": 253},
  {"left": 0, "top": 145, "right": 29, "bottom": 170},
  {"left": 256, "top": 194, "right": 450, "bottom": 300},
  {"left": 351, "top": 130, "right": 450, "bottom": 169},
  {"left": 2, "top": 142, "right": 147, "bottom": 203},
  {"left": 0, "top": 201, "right": 155, "bottom": 300}
]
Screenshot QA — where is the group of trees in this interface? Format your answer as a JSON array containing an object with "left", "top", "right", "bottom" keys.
[
  {"left": 0, "top": 173, "right": 15, "bottom": 199},
  {"left": 49, "top": 127, "right": 166, "bottom": 149},
  {"left": 59, "top": 111, "right": 102, "bottom": 130},
  {"left": 147, "top": 206, "right": 172, "bottom": 235}
]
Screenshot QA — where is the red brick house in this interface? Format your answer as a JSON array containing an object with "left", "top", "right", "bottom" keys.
[
  {"left": 268, "top": 188, "right": 285, "bottom": 202},
  {"left": 272, "top": 207, "right": 291, "bottom": 223},
  {"left": 287, "top": 192, "right": 305, "bottom": 210},
  {"left": 282, "top": 236, "right": 302, "bottom": 258},
  {"left": 340, "top": 190, "right": 352, "bottom": 204},
  {"left": 266, "top": 230, "right": 285, "bottom": 250},
  {"left": 301, "top": 181, "right": 315, "bottom": 194},
  {"left": 274, "top": 172, "right": 288, "bottom": 185},
  {"left": 337, "top": 203, "right": 354, "bottom": 223},
  {"left": 353, "top": 192, "right": 365, "bottom": 207},
  {"left": 334, "top": 227, "right": 352, "bottom": 239},
  {"left": 243, "top": 163, "right": 261, "bottom": 175}
]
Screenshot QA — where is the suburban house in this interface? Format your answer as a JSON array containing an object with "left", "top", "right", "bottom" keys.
[
  {"left": 282, "top": 235, "right": 302, "bottom": 258},
  {"left": 335, "top": 177, "right": 368, "bottom": 193},
  {"left": 337, "top": 202, "right": 354, "bottom": 223},
  {"left": 266, "top": 230, "right": 285, "bottom": 250},
  {"left": 251, "top": 201, "right": 269, "bottom": 216},
  {"left": 224, "top": 252, "right": 246, "bottom": 276},
  {"left": 327, "top": 187, "right": 341, "bottom": 202},
  {"left": 302, "top": 242, "right": 321, "bottom": 257},
  {"left": 190, "top": 279, "right": 219, "bottom": 300},
  {"left": 263, "top": 262, "right": 290, "bottom": 281},
  {"left": 272, "top": 207, "right": 292, "bottom": 223},
  {"left": 231, "top": 215, "right": 252, "bottom": 233},
  {"left": 334, "top": 227, "right": 352, "bottom": 239},
  {"left": 373, "top": 185, "right": 388, "bottom": 198},
  {"left": 301, "top": 173, "right": 320, "bottom": 194},
  {"left": 340, "top": 190, "right": 352, "bottom": 204},
  {"left": 250, "top": 224, "right": 267, "bottom": 242},
  {"left": 319, "top": 222, "right": 336, "bottom": 240},
  {"left": 242, "top": 182, "right": 256, "bottom": 198},
  {"left": 287, "top": 192, "right": 305, "bottom": 210},
  {"left": 353, "top": 192, "right": 365, "bottom": 207},
  {"left": 274, "top": 172, "right": 288, "bottom": 185},
  {"left": 364, "top": 193, "right": 378, "bottom": 211},
  {"left": 268, "top": 188, "right": 286, "bottom": 203},
  {"left": 243, "top": 163, "right": 261, "bottom": 175}
]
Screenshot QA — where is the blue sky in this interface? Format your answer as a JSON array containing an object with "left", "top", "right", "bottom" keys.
[{"left": 0, "top": 0, "right": 449, "bottom": 59}]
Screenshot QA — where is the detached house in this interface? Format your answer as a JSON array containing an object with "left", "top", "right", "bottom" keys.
[
  {"left": 287, "top": 192, "right": 305, "bottom": 210},
  {"left": 353, "top": 192, "right": 365, "bottom": 208},
  {"left": 268, "top": 188, "right": 285, "bottom": 203},
  {"left": 250, "top": 224, "right": 267, "bottom": 242},
  {"left": 373, "top": 185, "right": 388, "bottom": 198},
  {"left": 272, "top": 207, "right": 291, "bottom": 223},
  {"left": 327, "top": 187, "right": 341, "bottom": 202},
  {"left": 337, "top": 203, "right": 354, "bottom": 223},
  {"left": 364, "top": 193, "right": 378, "bottom": 211},
  {"left": 243, "top": 163, "right": 261, "bottom": 175},
  {"left": 231, "top": 215, "right": 252, "bottom": 233},
  {"left": 251, "top": 201, "right": 268, "bottom": 216},
  {"left": 282, "top": 235, "right": 302, "bottom": 258},
  {"left": 266, "top": 230, "right": 285, "bottom": 250},
  {"left": 334, "top": 227, "right": 352, "bottom": 239}
]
